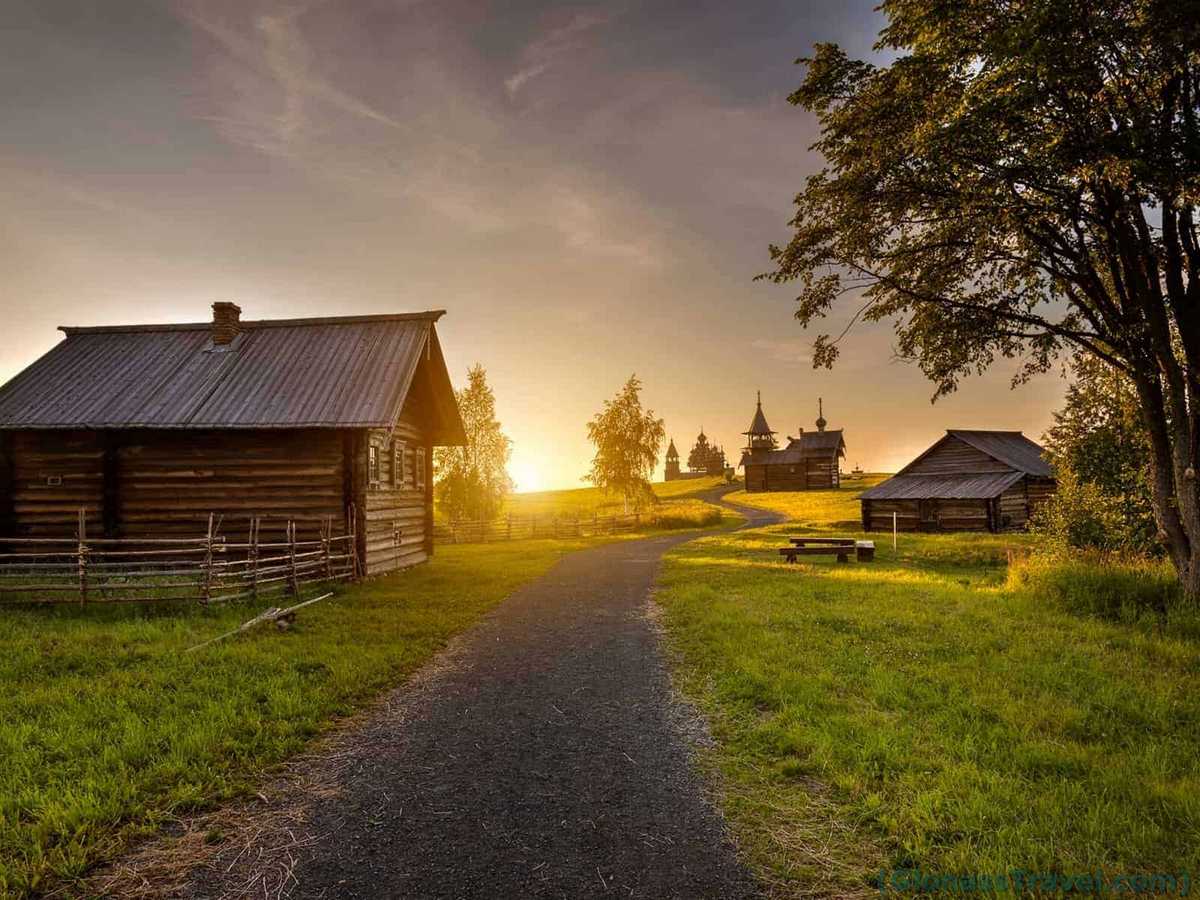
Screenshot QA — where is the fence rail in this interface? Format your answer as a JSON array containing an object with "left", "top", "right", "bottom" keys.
[
  {"left": 434, "top": 511, "right": 644, "bottom": 545},
  {"left": 0, "top": 509, "right": 358, "bottom": 606}
]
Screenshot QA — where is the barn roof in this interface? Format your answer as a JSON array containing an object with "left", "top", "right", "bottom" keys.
[
  {"left": 858, "top": 471, "right": 1025, "bottom": 500},
  {"left": 0, "top": 311, "right": 467, "bottom": 442},
  {"left": 944, "top": 430, "right": 1052, "bottom": 477},
  {"left": 859, "top": 430, "right": 1052, "bottom": 501}
]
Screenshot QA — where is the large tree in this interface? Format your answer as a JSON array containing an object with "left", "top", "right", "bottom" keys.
[
  {"left": 434, "top": 365, "right": 513, "bottom": 521},
  {"left": 764, "top": 0, "right": 1200, "bottom": 595},
  {"left": 586, "top": 375, "right": 666, "bottom": 512}
]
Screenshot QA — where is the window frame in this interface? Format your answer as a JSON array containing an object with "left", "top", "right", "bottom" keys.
[
  {"left": 392, "top": 439, "right": 406, "bottom": 489},
  {"left": 415, "top": 445, "right": 426, "bottom": 491},
  {"left": 368, "top": 445, "right": 380, "bottom": 488}
]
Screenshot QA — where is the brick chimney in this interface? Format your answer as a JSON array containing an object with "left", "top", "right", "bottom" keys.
[{"left": 211, "top": 302, "right": 241, "bottom": 345}]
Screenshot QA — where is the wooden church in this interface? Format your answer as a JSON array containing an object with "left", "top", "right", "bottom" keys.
[
  {"left": 665, "top": 430, "right": 726, "bottom": 481},
  {"left": 740, "top": 394, "right": 846, "bottom": 492}
]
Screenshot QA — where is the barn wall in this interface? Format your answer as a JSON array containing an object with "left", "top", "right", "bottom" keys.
[
  {"left": 7, "top": 431, "right": 105, "bottom": 536},
  {"left": 116, "top": 430, "right": 346, "bottom": 542},
  {"left": 861, "top": 497, "right": 992, "bottom": 532},
  {"left": 903, "top": 437, "right": 1012, "bottom": 476},
  {"left": 360, "top": 408, "right": 431, "bottom": 576},
  {"left": 997, "top": 476, "right": 1057, "bottom": 531},
  {"left": 4, "top": 429, "right": 349, "bottom": 541}
]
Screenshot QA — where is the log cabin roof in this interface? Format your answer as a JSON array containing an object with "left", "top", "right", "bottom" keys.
[
  {"left": 859, "top": 430, "right": 1052, "bottom": 501},
  {"left": 858, "top": 470, "right": 1025, "bottom": 500},
  {"left": 943, "top": 430, "right": 1052, "bottom": 477},
  {"left": 0, "top": 311, "right": 467, "bottom": 443}
]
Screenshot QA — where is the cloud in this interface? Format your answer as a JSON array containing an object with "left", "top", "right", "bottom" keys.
[
  {"left": 750, "top": 338, "right": 813, "bottom": 367},
  {"left": 176, "top": 0, "right": 401, "bottom": 157},
  {"left": 504, "top": 11, "right": 611, "bottom": 99},
  {"left": 175, "top": 1, "right": 667, "bottom": 267}
]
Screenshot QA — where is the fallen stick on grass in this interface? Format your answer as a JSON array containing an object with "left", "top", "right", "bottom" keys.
[{"left": 185, "top": 592, "right": 334, "bottom": 653}]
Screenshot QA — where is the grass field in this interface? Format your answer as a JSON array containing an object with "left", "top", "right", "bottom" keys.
[
  {"left": 657, "top": 482, "right": 1200, "bottom": 896},
  {"left": 0, "top": 539, "right": 603, "bottom": 896},
  {"left": 470, "top": 475, "right": 726, "bottom": 520}
]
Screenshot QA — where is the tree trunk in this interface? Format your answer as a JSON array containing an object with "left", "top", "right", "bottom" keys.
[{"left": 1134, "top": 370, "right": 1200, "bottom": 601}]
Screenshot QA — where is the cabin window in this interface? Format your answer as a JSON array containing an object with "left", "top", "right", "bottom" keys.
[
  {"left": 392, "top": 440, "right": 406, "bottom": 488},
  {"left": 368, "top": 445, "right": 380, "bottom": 487},
  {"left": 415, "top": 447, "right": 426, "bottom": 490}
]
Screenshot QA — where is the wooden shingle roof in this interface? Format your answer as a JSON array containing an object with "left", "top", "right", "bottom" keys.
[{"left": 0, "top": 311, "right": 466, "bottom": 443}]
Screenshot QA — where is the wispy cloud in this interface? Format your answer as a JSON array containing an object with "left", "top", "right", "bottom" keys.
[
  {"left": 750, "top": 338, "right": 813, "bottom": 367},
  {"left": 176, "top": 0, "right": 402, "bottom": 157},
  {"left": 504, "top": 11, "right": 611, "bottom": 99}
]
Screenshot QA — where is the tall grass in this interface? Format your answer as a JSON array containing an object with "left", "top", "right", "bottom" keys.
[{"left": 1008, "top": 551, "right": 1196, "bottom": 636}]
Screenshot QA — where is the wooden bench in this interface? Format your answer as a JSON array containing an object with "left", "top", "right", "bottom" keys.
[
  {"left": 778, "top": 539, "right": 876, "bottom": 564},
  {"left": 779, "top": 545, "right": 851, "bottom": 563}
]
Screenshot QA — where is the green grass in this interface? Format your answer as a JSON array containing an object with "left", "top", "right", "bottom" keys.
[
  {"left": 499, "top": 476, "right": 727, "bottom": 519},
  {"left": 0, "top": 539, "right": 594, "bottom": 896},
  {"left": 657, "top": 483, "right": 1200, "bottom": 896}
]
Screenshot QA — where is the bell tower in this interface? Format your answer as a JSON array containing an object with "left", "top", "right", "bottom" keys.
[
  {"left": 742, "top": 391, "right": 777, "bottom": 454},
  {"left": 665, "top": 438, "right": 681, "bottom": 481}
]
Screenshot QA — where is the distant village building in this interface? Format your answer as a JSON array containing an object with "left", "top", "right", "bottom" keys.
[
  {"left": 664, "top": 430, "right": 727, "bottom": 481},
  {"left": 858, "top": 430, "right": 1056, "bottom": 532},
  {"left": 0, "top": 303, "right": 467, "bottom": 574},
  {"left": 740, "top": 394, "right": 846, "bottom": 492},
  {"left": 664, "top": 438, "right": 682, "bottom": 481}
]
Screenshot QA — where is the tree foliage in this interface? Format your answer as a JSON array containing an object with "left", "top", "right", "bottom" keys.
[
  {"left": 765, "top": 0, "right": 1200, "bottom": 594},
  {"left": 586, "top": 376, "right": 666, "bottom": 511},
  {"left": 434, "top": 365, "right": 513, "bottom": 521},
  {"left": 1039, "top": 354, "right": 1157, "bottom": 552}
]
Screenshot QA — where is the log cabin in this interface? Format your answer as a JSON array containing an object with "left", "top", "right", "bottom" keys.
[
  {"left": 740, "top": 395, "right": 846, "bottom": 492},
  {"left": 0, "top": 303, "right": 466, "bottom": 575},
  {"left": 858, "top": 430, "right": 1056, "bottom": 533}
]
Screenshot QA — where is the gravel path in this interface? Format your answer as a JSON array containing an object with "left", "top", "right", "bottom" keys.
[{"left": 185, "top": 489, "right": 783, "bottom": 899}]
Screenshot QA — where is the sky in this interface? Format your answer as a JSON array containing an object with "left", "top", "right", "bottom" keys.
[{"left": 0, "top": 0, "right": 1066, "bottom": 492}]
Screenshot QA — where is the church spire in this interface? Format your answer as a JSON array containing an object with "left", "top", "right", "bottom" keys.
[
  {"left": 816, "top": 397, "right": 827, "bottom": 432},
  {"left": 743, "top": 390, "right": 777, "bottom": 450}
]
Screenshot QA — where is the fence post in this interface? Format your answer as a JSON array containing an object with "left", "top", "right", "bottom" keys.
[
  {"left": 287, "top": 520, "right": 299, "bottom": 596},
  {"left": 249, "top": 516, "right": 260, "bottom": 601},
  {"left": 893, "top": 511, "right": 898, "bottom": 552},
  {"left": 322, "top": 516, "right": 333, "bottom": 581},
  {"left": 77, "top": 508, "right": 88, "bottom": 606},
  {"left": 348, "top": 503, "right": 361, "bottom": 580},
  {"left": 201, "top": 512, "right": 214, "bottom": 605},
  {"left": 507, "top": 513, "right": 512, "bottom": 541},
  {"left": 393, "top": 520, "right": 401, "bottom": 572}
]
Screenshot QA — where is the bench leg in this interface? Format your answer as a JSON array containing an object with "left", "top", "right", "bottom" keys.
[{"left": 837, "top": 553, "right": 848, "bottom": 563}]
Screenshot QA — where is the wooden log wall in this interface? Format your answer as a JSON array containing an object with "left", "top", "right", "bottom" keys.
[
  {"left": 743, "top": 454, "right": 840, "bottom": 492},
  {"left": 8, "top": 431, "right": 104, "bottom": 536},
  {"left": 861, "top": 498, "right": 991, "bottom": 532},
  {"left": 4, "top": 429, "right": 348, "bottom": 543},
  {"left": 361, "top": 413, "right": 430, "bottom": 575},
  {"left": 116, "top": 431, "right": 346, "bottom": 542}
]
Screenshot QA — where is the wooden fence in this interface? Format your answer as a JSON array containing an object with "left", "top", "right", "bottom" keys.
[
  {"left": 0, "top": 509, "right": 357, "bottom": 606},
  {"left": 434, "top": 511, "right": 644, "bottom": 544}
]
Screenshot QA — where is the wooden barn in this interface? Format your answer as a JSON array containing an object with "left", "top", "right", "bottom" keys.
[
  {"left": 859, "top": 430, "right": 1056, "bottom": 533},
  {"left": 0, "top": 303, "right": 466, "bottom": 575},
  {"left": 740, "top": 395, "right": 846, "bottom": 492}
]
